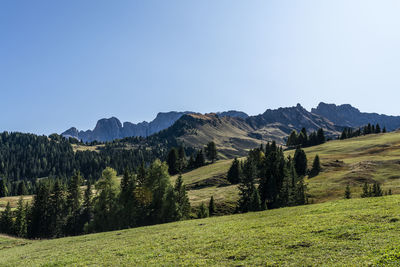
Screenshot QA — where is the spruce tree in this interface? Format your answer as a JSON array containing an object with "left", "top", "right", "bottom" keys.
[
  {"left": 286, "top": 130, "right": 298, "bottom": 147},
  {"left": 195, "top": 149, "right": 205, "bottom": 168},
  {"left": 344, "top": 184, "right": 351, "bottom": 199},
  {"left": 174, "top": 175, "right": 190, "bottom": 220},
  {"left": 82, "top": 180, "right": 93, "bottom": 233},
  {"left": 177, "top": 146, "right": 187, "bottom": 172},
  {"left": 208, "top": 196, "right": 216, "bottom": 216},
  {"left": 294, "top": 147, "right": 307, "bottom": 176},
  {"left": 146, "top": 160, "right": 173, "bottom": 224},
  {"left": 205, "top": 142, "right": 218, "bottom": 163},
  {"left": 67, "top": 171, "right": 82, "bottom": 213},
  {"left": 317, "top": 128, "right": 326, "bottom": 144},
  {"left": 119, "top": 170, "right": 137, "bottom": 228},
  {"left": 227, "top": 158, "right": 241, "bottom": 184},
  {"left": 14, "top": 197, "right": 27, "bottom": 237},
  {"left": 0, "top": 202, "right": 13, "bottom": 235},
  {"left": 375, "top": 124, "right": 381, "bottom": 133},
  {"left": 383, "top": 127, "right": 387, "bottom": 133},
  {"left": 361, "top": 183, "right": 370, "bottom": 198},
  {"left": 309, "top": 155, "right": 321, "bottom": 177},
  {"left": 50, "top": 180, "right": 66, "bottom": 237},
  {"left": 0, "top": 179, "right": 8, "bottom": 197},
  {"left": 197, "top": 203, "right": 209, "bottom": 218},
  {"left": 29, "top": 181, "right": 52, "bottom": 238},
  {"left": 17, "top": 181, "right": 28, "bottom": 196},
  {"left": 237, "top": 160, "right": 260, "bottom": 212},
  {"left": 372, "top": 183, "right": 383, "bottom": 197},
  {"left": 166, "top": 148, "right": 179, "bottom": 175}
]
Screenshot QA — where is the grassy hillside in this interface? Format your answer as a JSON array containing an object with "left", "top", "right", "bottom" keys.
[
  {"left": 297, "top": 131, "right": 400, "bottom": 202},
  {"left": 0, "top": 195, "right": 399, "bottom": 266},
  {"left": 176, "top": 131, "right": 400, "bottom": 208}
]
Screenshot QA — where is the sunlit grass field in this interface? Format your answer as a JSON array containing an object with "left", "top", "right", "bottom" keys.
[
  {"left": 177, "top": 131, "right": 400, "bottom": 207},
  {"left": 0, "top": 195, "right": 399, "bottom": 266}
]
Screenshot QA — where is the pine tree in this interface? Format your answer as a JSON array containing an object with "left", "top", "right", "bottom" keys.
[
  {"left": 146, "top": 160, "right": 173, "bottom": 224},
  {"left": 14, "top": 197, "right": 27, "bottom": 237},
  {"left": 383, "top": 127, "right": 387, "bottom": 133},
  {"left": 29, "top": 181, "right": 52, "bottom": 238},
  {"left": 177, "top": 146, "right": 187, "bottom": 172},
  {"left": 174, "top": 175, "right": 190, "bottom": 220},
  {"left": 162, "top": 187, "right": 178, "bottom": 223},
  {"left": 50, "top": 180, "right": 66, "bottom": 237},
  {"left": 294, "top": 147, "right": 307, "bottom": 176},
  {"left": 298, "top": 129, "right": 308, "bottom": 147},
  {"left": 0, "top": 202, "right": 13, "bottom": 235},
  {"left": 237, "top": 160, "right": 260, "bottom": 212},
  {"left": 340, "top": 129, "right": 347, "bottom": 140},
  {"left": 375, "top": 124, "right": 381, "bottom": 133},
  {"left": 187, "top": 154, "right": 196, "bottom": 170},
  {"left": 372, "top": 183, "right": 383, "bottom": 197},
  {"left": 0, "top": 179, "right": 8, "bottom": 197},
  {"left": 205, "top": 142, "right": 218, "bottom": 163},
  {"left": 195, "top": 149, "right": 205, "bottom": 168},
  {"left": 166, "top": 148, "right": 179, "bottom": 175},
  {"left": 17, "top": 181, "right": 28, "bottom": 196},
  {"left": 67, "top": 171, "right": 82, "bottom": 213},
  {"left": 361, "top": 183, "right": 370, "bottom": 198},
  {"left": 208, "top": 196, "right": 216, "bottom": 216},
  {"left": 286, "top": 130, "right": 298, "bottom": 147},
  {"left": 119, "top": 170, "right": 137, "bottom": 228},
  {"left": 344, "top": 184, "right": 351, "bottom": 199},
  {"left": 82, "top": 180, "right": 93, "bottom": 233},
  {"left": 317, "top": 128, "right": 326, "bottom": 144},
  {"left": 197, "top": 203, "right": 209, "bottom": 218},
  {"left": 227, "top": 158, "right": 241, "bottom": 184},
  {"left": 309, "top": 155, "right": 321, "bottom": 177}
]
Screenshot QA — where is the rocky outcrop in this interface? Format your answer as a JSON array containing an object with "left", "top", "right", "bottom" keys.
[
  {"left": 217, "top": 110, "right": 249, "bottom": 119},
  {"left": 246, "top": 104, "right": 341, "bottom": 135},
  {"left": 62, "top": 112, "right": 193, "bottom": 142},
  {"left": 312, "top": 102, "right": 400, "bottom": 130}
]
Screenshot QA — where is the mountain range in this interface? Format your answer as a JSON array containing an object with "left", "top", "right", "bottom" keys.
[{"left": 62, "top": 102, "right": 400, "bottom": 156}]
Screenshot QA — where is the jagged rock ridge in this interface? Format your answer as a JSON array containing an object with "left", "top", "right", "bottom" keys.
[{"left": 312, "top": 102, "right": 400, "bottom": 131}]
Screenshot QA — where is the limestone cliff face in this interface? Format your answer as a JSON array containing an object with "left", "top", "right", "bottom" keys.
[
  {"left": 62, "top": 112, "right": 193, "bottom": 142},
  {"left": 246, "top": 104, "right": 340, "bottom": 134}
]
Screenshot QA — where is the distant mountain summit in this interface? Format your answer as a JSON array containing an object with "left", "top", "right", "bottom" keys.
[
  {"left": 62, "top": 112, "right": 193, "bottom": 142},
  {"left": 247, "top": 103, "right": 339, "bottom": 134},
  {"left": 62, "top": 103, "right": 400, "bottom": 150},
  {"left": 312, "top": 102, "right": 400, "bottom": 130},
  {"left": 217, "top": 110, "right": 249, "bottom": 119}
]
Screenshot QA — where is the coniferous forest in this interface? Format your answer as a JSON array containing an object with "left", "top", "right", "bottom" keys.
[{"left": 0, "top": 162, "right": 191, "bottom": 238}]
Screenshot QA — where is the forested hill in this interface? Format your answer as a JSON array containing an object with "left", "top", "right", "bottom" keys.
[{"left": 0, "top": 131, "right": 182, "bottom": 182}]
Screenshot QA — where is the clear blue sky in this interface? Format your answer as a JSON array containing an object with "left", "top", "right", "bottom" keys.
[{"left": 1, "top": 0, "right": 400, "bottom": 134}]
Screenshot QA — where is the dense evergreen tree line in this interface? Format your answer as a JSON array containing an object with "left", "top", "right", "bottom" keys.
[
  {"left": 227, "top": 142, "right": 310, "bottom": 212},
  {"left": 166, "top": 141, "right": 217, "bottom": 175},
  {"left": 0, "top": 161, "right": 191, "bottom": 239},
  {"left": 340, "top": 123, "right": 386, "bottom": 140},
  {"left": 286, "top": 128, "right": 326, "bottom": 148},
  {"left": 0, "top": 132, "right": 193, "bottom": 192}
]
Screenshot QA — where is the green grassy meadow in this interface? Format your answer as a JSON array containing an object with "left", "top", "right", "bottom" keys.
[
  {"left": 0, "top": 195, "right": 399, "bottom": 266},
  {"left": 176, "top": 131, "right": 400, "bottom": 208}
]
